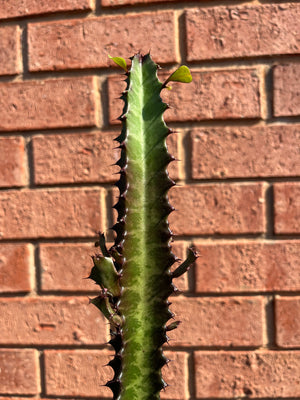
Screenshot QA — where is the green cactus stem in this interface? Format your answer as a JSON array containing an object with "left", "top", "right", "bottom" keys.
[{"left": 89, "top": 53, "right": 197, "bottom": 400}]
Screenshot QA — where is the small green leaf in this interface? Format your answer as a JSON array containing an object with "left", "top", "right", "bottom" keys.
[
  {"left": 89, "top": 255, "right": 121, "bottom": 296},
  {"left": 108, "top": 55, "right": 128, "bottom": 72},
  {"left": 90, "top": 295, "right": 122, "bottom": 327},
  {"left": 165, "top": 65, "right": 192, "bottom": 85}
]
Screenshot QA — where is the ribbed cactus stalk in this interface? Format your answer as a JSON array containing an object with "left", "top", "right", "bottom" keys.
[{"left": 89, "top": 53, "right": 197, "bottom": 400}]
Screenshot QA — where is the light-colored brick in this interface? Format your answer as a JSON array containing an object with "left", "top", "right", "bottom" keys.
[
  {"left": 195, "top": 351, "right": 300, "bottom": 398},
  {"left": 0, "top": 26, "right": 21, "bottom": 75},
  {"left": 195, "top": 241, "right": 300, "bottom": 292},
  {"left": 28, "top": 12, "right": 177, "bottom": 71},
  {"left": 109, "top": 69, "right": 261, "bottom": 124},
  {"left": 168, "top": 183, "right": 265, "bottom": 235},
  {"left": 273, "top": 63, "right": 300, "bottom": 117},
  {"left": 186, "top": 4, "right": 300, "bottom": 61},
  {"left": 0, "top": 78, "right": 97, "bottom": 131},
  {"left": 0, "top": 189, "right": 103, "bottom": 239},
  {"left": 0, "top": 136, "right": 26, "bottom": 187},
  {"left": 0, "top": 244, "right": 33, "bottom": 293},
  {"left": 191, "top": 125, "right": 300, "bottom": 179},
  {"left": 274, "top": 182, "right": 300, "bottom": 234},
  {"left": 0, "top": 349, "right": 39, "bottom": 395},
  {"left": 0, "top": 297, "right": 107, "bottom": 345},
  {"left": 0, "top": 0, "right": 92, "bottom": 19},
  {"left": 276, "top": 297, "right": 300, "bottom": 347},
  {"left": 169, "top": 296, "right": 263, "bottom": 347}
]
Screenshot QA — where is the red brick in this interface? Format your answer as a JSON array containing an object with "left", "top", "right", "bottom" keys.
[
  {"left": 0, "top": 349, "right": 39, "bottom": 395},
  {"left": 0, "top": 78, "right": 96, "bottom": 131},
  {"left": 186, "top": 4, "right": 300, "bottom": 61},
  {"left": 33, "top": 132, "right": 118, "bottom": 185},
  {"left": 108, "top": 69, "right": 261, "bottom": 124},
  {"left": 169, "top": 297, "right": 263, "bottom": 347},
  {"left": 0, "top": 297, "right": 107, "bottom": 345},
  {"left": 0, "top": 244, "right": 33, "bottom": 293},
  {"left": 0, "top": 26, "right": 21, "bottom": 75},
  {"left": 32, "top": 131, "right": 178, "bottom": 184},
  {"left": 44, "top": 350, "right": 112, "bottom": 397},
  {"left": 0, "top": 0, "right": 92, "bottom": 19},
  {"left": 274, "top": 182, "right": 300, "bottom": 234},
  {"left": 276, "top": 297, "right": 300, "bottom": 347},
  {"left": 40, "top": 241, "right": 187, "bottom": 292},
  {"left": 194, "top": 351, "right": 300, "bottom": 398},
  {"left": 28, "top": 12, "right": 177, "bottom": 72},
  {"left": 194, "top": 241, "right": 300, "bottom": 292},
  {"left": 0, "top": 137, "right": 26, "bottom": 187},
  {"left": 168, "top": 183, "right": 265, "bottom": 235},
  {"left": 273, "top": 64, "right": 300, "bottom": 117},
  {"left": 191, "top": 125, "right": 300, "bottom": 179},
  {"left": 44, "top": 350, "right": 187, "bottom": 398},
  {"left": 0, "top": 189, "right": 103, "bottom": 239}
]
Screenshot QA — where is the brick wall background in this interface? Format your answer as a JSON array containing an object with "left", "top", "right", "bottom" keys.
[{"left": 0, "top": 0, "right": 299, "bottom": 399}]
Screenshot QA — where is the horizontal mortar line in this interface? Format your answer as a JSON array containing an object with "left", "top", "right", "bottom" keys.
[
  {"left": 171, "top": 291, "right": 300, "bottom": 298},
  {"left": 174, "top": 233, "right": 300, "bottom": 241},
  {"left": 0, "top": 126, "right": 113, "bottom": 137},
  {"left": 0, "top": 344, "right": 111, "bottom": 350},
  {"left": 176, "top": 177, "right": 300, "bottom": 185},
  {"left": 0, "top": 183, "right": 111, "bottom": 191},
  {"left": 193, "top": 398, "right": 300, "bottom": 400}
]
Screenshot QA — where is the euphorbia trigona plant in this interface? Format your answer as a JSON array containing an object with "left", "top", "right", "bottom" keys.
[{"left": 88, "top": 53, "right": 197, "bottom": 400}]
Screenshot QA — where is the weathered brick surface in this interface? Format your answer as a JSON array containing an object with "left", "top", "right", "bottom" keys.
[
  {"left": 274, "top": 182, "right": 300, "bottom": 234},
  {"left": 32, "top": 131, "right": 178, "bottom": 185},
  {"left": 273, "top": 63, "right": 300, "bottom": 117},
  {"left": 0, "top": 137, "right": 26, "bottom": 187},
  {"left": 40, "top": 241, "right": 187, "bottom": 292},
  {"left": 0, "top": 26, "right": 21, "bottom": 75},
  {"left": 0, "top": 78, "right": 97, "bottom": 131},
  {"left": 0, "top": 0, "right": 92, "bottom": 19},
  {"left": 191, "top": 125, "right": 300, "bottom": 179},
  {"left": 194, "top": 351, "right": 300, "bottom": 398},
  {"left": 102, "top": 0, "right": 178, "bottom": 6},
  {"left": 186, "top": 4, "right": 300, "bottom": 61},
  {"left": 0, "top": 349, "right": 39, "bottom": 394},
  {"left": 276, "top": 297, "right": 300, "bottom": 347},
  {"left": 0, "top": 244, "right": 33, "bottom": 293},
  {"left": 168, "top": 183, "right": 265, "bottom": 235},
  {"left": 28, "top": 12, "right": 177, "bottom": 71},
  {"left": 0, "top": 189, "right": 103, "bottom": 239},
  {"left": 194, "top": 241, "right": 300, "bottom": 292},
  {"left": 0, "top": 297, "right": 107, "bottom": 345},
  {"left": 44, "top": 350, "right": 187, "bottom": 398},
  {"left": 169, "top": 296, "right": 263, "bottom": 347},
  {"left": 109, "top": 69, "right": 261, "bottom": 124}
]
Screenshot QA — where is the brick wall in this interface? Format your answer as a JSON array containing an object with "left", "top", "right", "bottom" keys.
[{"left": 0, "top": 1, "right": 299, "bottom": 399}]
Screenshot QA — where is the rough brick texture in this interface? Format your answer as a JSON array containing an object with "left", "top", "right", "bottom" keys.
[
  {"left": 276, "top": 297, "right": 300, "bottom": 347},
  {"left": 273, "top": 63, "right": 300, "bottom": 117},
  {"left": 0, "top": 189, "right": 103, "bottom": 239},
  {"left": 0, "top": 26, "right": 21, "bottom": 75},
  {"left": 0, "top": 244, "right": 33, "bottom": 293},
  {"left": 194, "top": 351, "right": 300, "bottom": 398},
  {"left": 0, "top": 0, "right": 92, "bottom": 19},
  {"left": 274, "top": 183, "right": 300, "bottom": 234},
  {"left": 1, "top": 1, "right": 299, "bottom": 399},
  {"left": 109, "top": 69, "right": 261, "bottom": 123},
  {"left": 191, "top": 125, "right": 300, "bottom": 179},
  {"left": 194, "top": 241, "right": 300, "bottom": 292},
  {"left": 169, "top": 183, "right": 265, "bottom": 235},
  {"left": 28, "top": 12, "right": 177, "bottom": 71},
  {"left": 0, "top": 78, "right": 97, "bottom": 131},
  {"left": 170, "top": 296, "right": 263, "bottom": 347},
  {"left": 0, "top": 349, "right": 39, "bottom": 395},
  {"left": 0, "top": 297, "right": 108, "bottom": 345},
  {"left": 0, "top": 136, "right": 26, "bottom": 187},
  {"left": 186, "top": 4, "right": 300, "bottom": 61}
]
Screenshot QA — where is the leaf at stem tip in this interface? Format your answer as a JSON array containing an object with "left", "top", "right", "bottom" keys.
[
  {"left": 108, "top": 55, "right": 128, "bottom": 72},
  {"left": 165, "top": 65, "right": 192, "bottom": 85}
]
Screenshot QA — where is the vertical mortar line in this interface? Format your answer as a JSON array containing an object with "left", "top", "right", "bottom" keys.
[
  {"left": 264, "top": 294, "right": 276, "bottom": 349},
  {"left": 94, "top": 76, "right": 103, "bottom": 128},
  {"left": 259, "top": 63, "right": 273, "bottom": 123},
  {"left": 187, "top": 351, "right": 196, "bottom": 400},
  {"left": 264, "top": 63, "right": 275, "bottom": 122},
  {"left": 20, "top": 21, "right": 29, "bottom": 77},
  {"left": 39, "top": 349, "right": 47, "bottom": 398},
  {"left": 265, "top": 181, "right": 274, "bottom": 239},
  {"left": 176, "top": 9, "right": 188, "bottom": 65},
  {"left": 182, "top": 128, "right": 192, "bottom": 183},
  {"left": 34, "top": 242, "right": 42, "bottom": 295}
]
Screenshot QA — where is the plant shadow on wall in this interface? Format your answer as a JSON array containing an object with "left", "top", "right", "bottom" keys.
[{"left": 87, "top": 53, "right": 197, "bottom": 400}]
